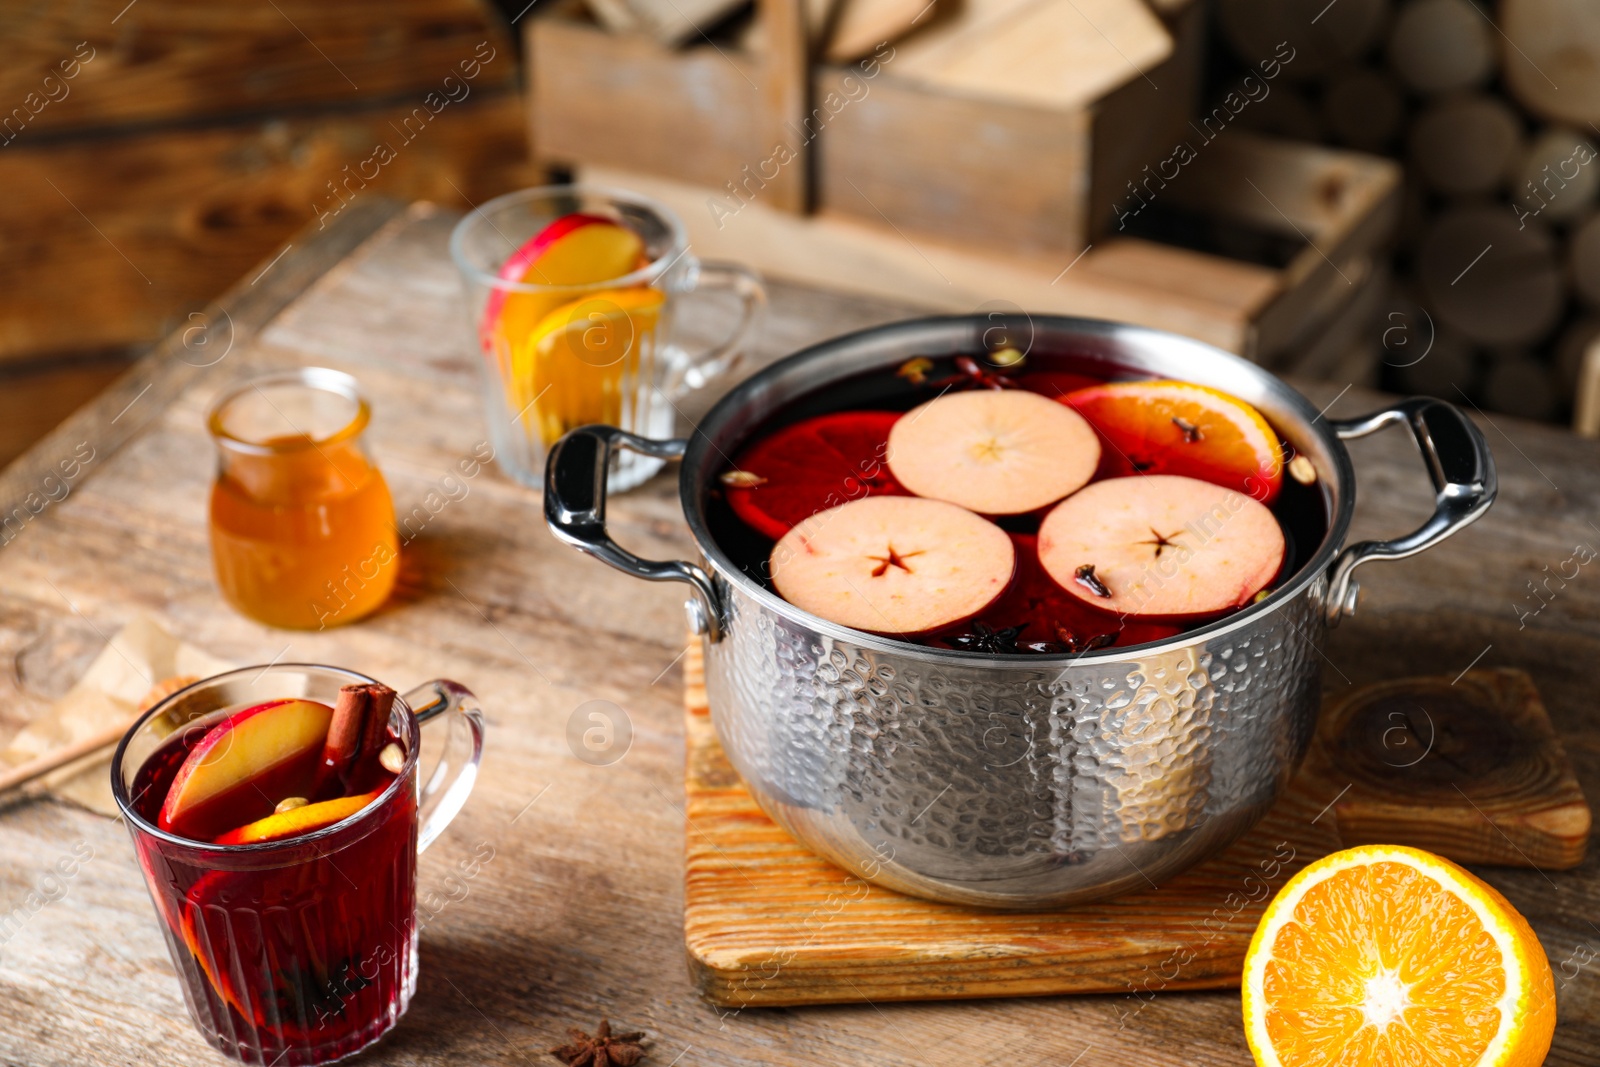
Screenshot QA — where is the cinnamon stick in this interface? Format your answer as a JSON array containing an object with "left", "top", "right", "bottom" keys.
[
  {"left": 316, "top": 685, "right": 370, "bottom": 798},
  {"left": 359, "top": 684, "right": 396, "bottom": 757},
  {"left": 354, "top": 684, "right": 398, "bottom": 791}
]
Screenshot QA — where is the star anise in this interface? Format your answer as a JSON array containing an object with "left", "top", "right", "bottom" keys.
[
  {"left": 549, "top": 1020, "right": 646, "bottom": 1067},
  {"left": 947, "top": 622, "right": 1024, "bottom": 653}
]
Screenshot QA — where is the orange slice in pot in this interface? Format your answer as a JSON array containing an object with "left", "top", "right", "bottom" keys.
[
  {"left": 1243, "top": 844, "right": 1555, "bottom": 1067},
  {"left": 1064, "top": 379, "right": 1286, "bottom": 503}
]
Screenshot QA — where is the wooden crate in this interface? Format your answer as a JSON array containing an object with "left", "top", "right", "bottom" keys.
[
  {"left": 531, "top": 0, "right": 1398, "bottom": 363},
  {"left": 580, "top": 128, "right": 1400, "bottom": 364},
  {"left": 814, "top": 0, "right": 1205, "bottom": 256},
  {"left": 0, "top": 0, "right": 529, "bottom": 366},
  {"left": 527, "top": 0, "right": 1202, "bottom": 254},
  {"left": 528, "top": 0, "right": 809, "bottom": 212}
]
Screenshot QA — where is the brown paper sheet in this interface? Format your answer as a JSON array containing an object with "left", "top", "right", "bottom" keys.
[{"left": 0, "top": 616, "right": 233, "bottom": 818}]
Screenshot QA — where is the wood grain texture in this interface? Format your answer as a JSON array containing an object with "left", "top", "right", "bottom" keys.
[
  {"left": 824, "top": 0, "right": 936, "bottom": 62},
  {"left": 1302, "top": 669, "right": 1590, "bottom": 869},
  {"left": 0, "top": 90, "right": 533, "bottom": 364},
  {"left": 0, "top": 205, "right": 1598, "bottom": 1065},
  {"left": 886, "top": 0, "right": 1172, "bottom": 111},
  {"left": 0, "top": 356, "right": 133, "bottom": 469},
  {"left": 815, "top": 67, "right": 1092, "bottom": 257},
  {"left": 757, "top": 0, "right": 810, "bottom": 213},
  {"left": 684, "top": 640, "right": 1341, "bottom": 1007},
  {"left": 0, "top": 0, "right": 514, "bottom": 139},
  {"left": 683, "top": 660, "right": 1589, "bottom": 1006},
  {"left": 1159, "top": 132, "right": 1401, "bottom": 359},
  {"left": 530, "top": 0, "right": 809, "bottom": 213},
  {"left": 586, "top": 127, "right": 1394, "bottom": 366},
  {"left": 527, "top": 17, "right": 773, "bottom": 196}
]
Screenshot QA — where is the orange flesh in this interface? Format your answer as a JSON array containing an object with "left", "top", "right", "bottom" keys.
[
  {"left": 1066, "top": 380, "right": 1285, "bottom": 502},
  {"left": 213, "top": 790, "right": 382, "bottom": 845},
  {"left": 516, "top": 287, "right": 666, "bottom": 447},
  {"left": 485, "top": 221, "right": 644, "bottom": 362},
  {"left": 1262, "top": 861, "right": 1505, "bottom": 1066}
]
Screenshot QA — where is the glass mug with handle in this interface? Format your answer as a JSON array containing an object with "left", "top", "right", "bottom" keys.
[
  {"left": 449, "top": 184, "right": 766, "bottom": 491},
  {"left": 111, "top": 665, "right": 486, "bottom": 1066}
]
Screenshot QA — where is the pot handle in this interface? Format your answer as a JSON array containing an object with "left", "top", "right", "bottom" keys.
[
  {"left": 1324, "top": 397, "right": 1496, "bottom": 624},
  {"left": 544, "top": 424, "right": 725, "bottom": 642}
]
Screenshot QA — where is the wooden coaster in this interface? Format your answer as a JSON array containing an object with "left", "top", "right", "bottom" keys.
[{"left": 682, "top": 651, "right": 1589, "bottom": 1007}]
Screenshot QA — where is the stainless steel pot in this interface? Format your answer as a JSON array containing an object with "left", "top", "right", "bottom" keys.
[{"left": 544, "top": 316, "right": 1495, "bottom": 908}]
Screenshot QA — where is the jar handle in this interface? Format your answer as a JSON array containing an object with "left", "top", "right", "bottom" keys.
[
  {"left": 1324, "top": 397, "right": 1496, "bottom": 625},
  {"left": 544, "top": 424, "right": 725, "bottom": 641},
  {"left": 398, "top": 679, "right": 486, "bottom": 853}
]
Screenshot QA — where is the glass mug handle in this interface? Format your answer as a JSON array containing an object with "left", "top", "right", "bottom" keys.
[
  {"left": 664, "top": 258, "right": 767, "bottom": 396},
  {"left": 398, "top": 679, "right": 486, "bottom": 853}
]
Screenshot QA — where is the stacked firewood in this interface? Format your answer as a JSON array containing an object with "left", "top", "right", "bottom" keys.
[{"left": 1216, "top": 0, "right": 1600, "bottom": 423}]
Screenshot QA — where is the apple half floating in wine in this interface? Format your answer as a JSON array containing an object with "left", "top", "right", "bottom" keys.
[
  {"left": 770, "top": 496, "right": 1015, "bottom": 634},
  {"left": 886, "top": 389, "right": 1100, "bottom": 515},
  {"left": 1037, "top": 474, "right": 1285, "bottom": 619}
]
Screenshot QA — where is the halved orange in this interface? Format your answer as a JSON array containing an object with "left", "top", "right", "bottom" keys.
[
  {"left": 1064, "top": 380, "right": 1286, "bottom": 503},
  {"left": 1243, "top": 845, "right": 1555, "bottom": 1067}
]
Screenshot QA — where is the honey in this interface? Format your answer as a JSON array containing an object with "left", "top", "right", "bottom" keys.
[{"left": 207, "top": 370, "right": 398, "bottom": 630}]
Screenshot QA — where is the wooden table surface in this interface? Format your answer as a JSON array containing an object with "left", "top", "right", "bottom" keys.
[{"left": 1, "top": 198, "right": 1598, "bottom": 1067}]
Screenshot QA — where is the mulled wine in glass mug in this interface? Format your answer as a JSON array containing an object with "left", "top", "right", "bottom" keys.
[{"left": 113, "top": 665, "right": 485, "bottom": 1065}]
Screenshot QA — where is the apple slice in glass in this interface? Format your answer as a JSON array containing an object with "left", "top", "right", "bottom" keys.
[
  {"left": 157, "top": 698, "right": 333, "bottom": 841},
  {"left": 478, "top": 213, "right": 646, "bottom": 356}
]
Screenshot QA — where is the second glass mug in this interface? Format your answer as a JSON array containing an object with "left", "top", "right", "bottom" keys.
[
  {"left": 111, "top": 665, "right": 486, "bottom": 1066},
  {"left": 449, "top": 184, "right": 767, "bottom": 491}
]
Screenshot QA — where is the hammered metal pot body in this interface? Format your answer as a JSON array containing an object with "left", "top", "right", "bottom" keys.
[
  {"left": 546, "top": 315, "right": 1495, "bottom": 909},
  {"left": 677, "top": 317, "right": 1356, "bottom": 909},
  {"left": 701, "top": 567, "right": 1324, "bottom": 908}
]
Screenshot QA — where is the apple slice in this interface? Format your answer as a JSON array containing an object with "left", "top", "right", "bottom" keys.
[
  {"left": 158, "top": 698, "right": 333, "bottom": 841},
  {"left": 1038, "top": 474, "right": 1285, "bottom": 619},
  {"left": 886, "top": 389, "right": 1100, "bottom": 514},
  {"left": 214, "top": 790, "right": 382, "bottom": 845},
  {"left": 770, "top": 496, "right": 1014, "bottom": 634},
  {"left": 479, "top": 214, "right": 646, "bottom": 356},
  {"left": 1063, "top": 379, "right": 1286, "bottom": 502},
  {"left": 724, "top": 411, "right": 908, "bottom": 540}
]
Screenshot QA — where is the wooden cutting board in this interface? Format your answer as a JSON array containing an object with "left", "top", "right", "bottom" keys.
[{"left": 682, "top": 649, "right": 1589, "bottom": 1008}]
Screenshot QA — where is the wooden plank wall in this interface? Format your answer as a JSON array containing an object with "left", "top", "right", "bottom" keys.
[{"left": 0, "top": 0, "right": 534, "bottom": 368}]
